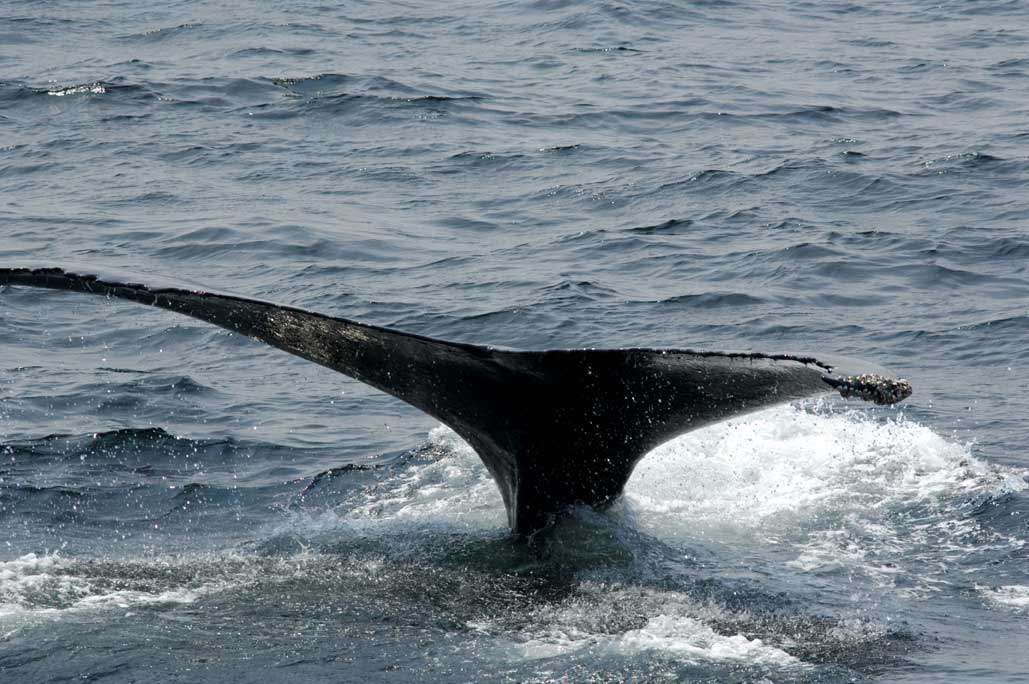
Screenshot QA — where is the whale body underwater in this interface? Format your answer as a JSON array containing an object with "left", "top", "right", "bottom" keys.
[{"left": 0, "top": 266, "right": 912, "bottom": 534}]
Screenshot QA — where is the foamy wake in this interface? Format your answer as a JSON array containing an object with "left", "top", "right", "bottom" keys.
[
  {"left": 281, "top": 424, "right": 506, "bottom": 537},
  {"left": 625, "top": 404, "right": 1019, "bottom": 528},
  {"left": 624, "top": 404, "right": 1026, "bottom": 595},
  {"left": 0, "top": 553, "right": 203, "bottom": 621},
  {"left": 978, "top": 585, "right": 1029, "bottom": 610},
  {"left": 0, "top": 551, "right": 269, "bottom": 640},
  {"left": 470, "top": 586, "right": 801, "bottom": 668}
]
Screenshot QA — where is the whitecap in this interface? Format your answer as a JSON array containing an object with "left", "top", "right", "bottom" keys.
[
  {"left": 978, "top": 584, "right": 1029, "bottom": 610},
  {"left": 46, "top": 83, "right": 107, "bottom": 97}
]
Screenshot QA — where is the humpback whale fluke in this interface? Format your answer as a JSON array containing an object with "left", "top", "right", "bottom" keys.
[{"left": 0, "top": 266, "right": 911, "bottom": 534}]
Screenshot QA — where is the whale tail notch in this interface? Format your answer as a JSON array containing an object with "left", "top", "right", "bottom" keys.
[{"left": 0, "top": 266, "right": 911, "bottom": 534}]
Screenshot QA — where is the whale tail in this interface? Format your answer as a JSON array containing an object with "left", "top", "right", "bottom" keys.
[{"left": 0, "top": 266, "right": 911, "bottom": 534}]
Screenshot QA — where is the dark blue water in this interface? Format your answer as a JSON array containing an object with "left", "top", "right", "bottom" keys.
[{"left": 2, "top": 1, "right": 1028, "bottom": 681}]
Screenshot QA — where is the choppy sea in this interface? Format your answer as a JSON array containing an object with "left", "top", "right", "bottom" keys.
[{"left": 1, "top": 1, "right": 1028, "bottom": 682}]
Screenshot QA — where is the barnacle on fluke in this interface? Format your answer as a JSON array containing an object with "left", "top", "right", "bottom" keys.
[{"left": 823, "top": 373, "right": 913, "bottom": 406}]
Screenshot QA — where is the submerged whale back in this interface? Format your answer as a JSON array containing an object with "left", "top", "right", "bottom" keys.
[{"left": 0, "top": 266, "right": 909, "bottom": 533}]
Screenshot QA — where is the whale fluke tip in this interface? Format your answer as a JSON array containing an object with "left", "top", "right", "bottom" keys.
[{"left": 823, "top": 373, "right": 913, "bottom": 406}]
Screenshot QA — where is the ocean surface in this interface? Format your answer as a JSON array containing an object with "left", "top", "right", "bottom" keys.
[{"left": 1, "top": 1, "right": 1028, "bottom": 682}]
